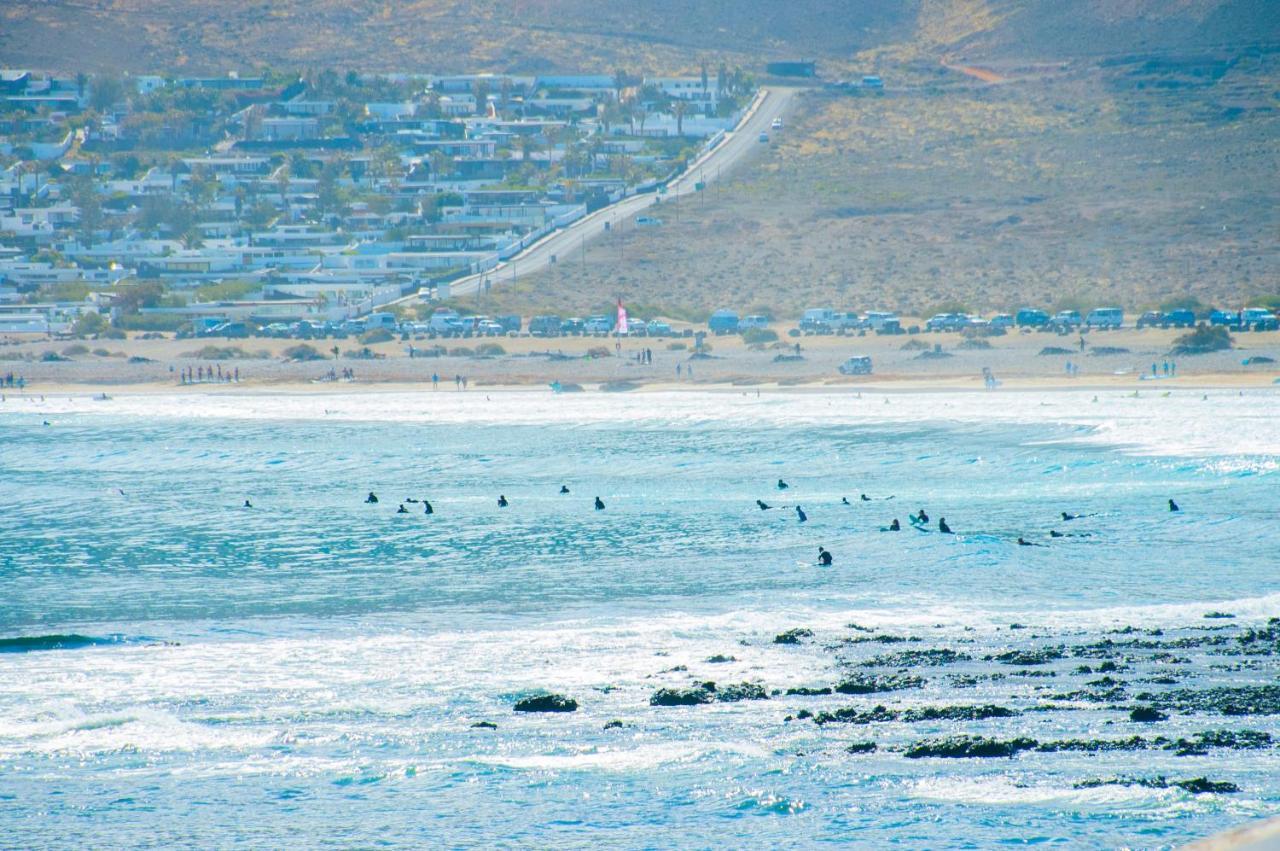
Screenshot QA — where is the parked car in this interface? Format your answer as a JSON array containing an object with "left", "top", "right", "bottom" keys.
[
  {"left": 800, "top": 308, "right": 837, "bottom": 333},
  {"left": 1049, "top": 310, "right": 1082, "bottom": 331},
  {"left": 476, "top": 320, "right": 505, "bottom": 336},
  {"left": 1165, "top": 309, "right": 1196, "bottom": 328},
  {"left": 646, "top": 320, "right": 673, "bottom": 336},
  {"left": 635, "top": 216, "right": 662, "bottom": 227},
  {"left": 1085, "top": 307, "right": 1124, "bottom": 329},
  {"left": 838, "top": 355, "right": 873, "bottom": 375},
  {"left": 584, "top": 315, "right": 614, "bottom": 334},
  {"left": 1015, "top": 308, "right": 1050, "bottom": 328},
  {"left": 771, "top": 118, "right": 783, "bottom": 130},
  {"left": 758, "top": 132, "right": 770, "bottom": 143},
  {"left": 864, "top": 311, "right": 899, "bottom": 332},
  {"left": 738, "top": 314, "right": 770, "bottom": 331},
  {"left": 529, "top": 315, "right": 562, "bottom": 337},
  {"left": 428, "top": 309, "right": 462, "bottom": 335},
  {"left": 1241, "top": 308, "right": 1279, "bottom": 331},
  {"left": 926, "top": 313, "right": 965, "bottom": 332},
  {"left": 1209, "top": 309, "right": 1241, "bottom": 328},
  {"left": 212, "top": 321, "right": 252, "bottom": 339},
  {"left": 708, "top": 310, "right": 740, "bottom": 334},
  {"left": 262, "top": 322, "right": 292, "bottom": 338},
  {"left": 1136, "top": 311, "right": 1164, "bottom": 329},
  {"left": 365, "top": 312, "right": 398, "bottom": 331},
  {"left": 497, "top": 314, "right": 522, "bottom": 334},
  {"left": 561, "top": 317, "right": 586, "bottom": 335},
  {"left": 989, "top": 313, "right": 1015, "bottom": 329}
]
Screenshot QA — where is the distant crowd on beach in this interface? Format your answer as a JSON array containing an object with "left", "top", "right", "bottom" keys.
[
  {"left": 3, "top": 372, "right": 27, "bottom": 389},
  {"left": 180, "top": 365, "right": 241, "bottom": 385}
]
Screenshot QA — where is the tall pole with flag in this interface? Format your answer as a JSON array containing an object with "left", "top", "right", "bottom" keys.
[{"left": 616, "top": 298, "right": 628, "bottom": 336}]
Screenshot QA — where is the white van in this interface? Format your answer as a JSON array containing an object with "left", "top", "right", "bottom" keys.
[
  {"left": 1085, "top": 307, "right": 1124, "bottom": 329},
  {"left": 428, "top": 309, "right": 463, "bottom": 335},
  {"left": 365, "top": 312, "right": 398, "bottom": 331}
]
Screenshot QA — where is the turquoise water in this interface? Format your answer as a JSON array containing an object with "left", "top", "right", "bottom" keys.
[{"left": 2, "top": 390, "right": 1279, "bottom": 849}]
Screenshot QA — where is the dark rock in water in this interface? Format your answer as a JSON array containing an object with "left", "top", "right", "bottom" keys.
[
  {"left": 861, "top": 648, "right": 971, "bottom": 668},
  {"left": 905, "top": 735, "right": 1039, "bottom": 759},
  {"left": 1037, "top": 736, "right": 1149, "bottom": 753},
  {"left": 1203, "top": 611, "right": 1236, "bottom": 619},
  {"left": 774, "top": 628, "right": 814, "bottom": 644},
  {"left": 785, "top": 686, "right": 834, "bottom": 696},
  {"left": 795, "top": 709, "right": 813, "bottom": 720},
  {"left": 1135, "top": 685, "right": 1280, "bottom": 715},
  {"left": 1097, "top": 661, "right": 1119, "bottom": 673},
  {"left": 471, "top": 721, "right": 498, "bottom": 729},
  {"left": 717, "top": 682, "right": 769, "bottom": 702},
  {"left": 1130, "top": 706, "right": 1168, "bottom": 722},
  {"left": 1074, "top": 776, "right": 1239, "bottom": 794},
  {"left": 989, "top": 647, "right": 1065, "bottom": 665},
  {"left": 834, "top": 674, "right": 924, "bottom": 695},
  {"left": 1178, "top": 777, "right": 1241, "bottom": 794},
  {"left": 513, "top": 693, "right": 579, "bottom": 713},
  {"left": 603, "top": 720, "right": 625, "bottom": 730},
  {"left": 846, "top": 741, "right": 877, "bottom": 754},
  {"left": 705, "top": 654, "right": 737, "bottom": 663},
  {"left": 1181, "top": 729, "right": 1272, "bottom": 750},
  {"left": 650, "top": 685, "right": 714, "bottom": 706},
  {"left": 815, "top": 703, "right": 1017, "bottom": 726}
]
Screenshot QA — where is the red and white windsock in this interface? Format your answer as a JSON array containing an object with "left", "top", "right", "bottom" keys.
[{"left": 616, "top": 299, "right": 628, "bottom": 334}]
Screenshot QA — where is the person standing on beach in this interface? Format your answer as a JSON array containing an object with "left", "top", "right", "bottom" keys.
[
  {"left": 432, "top": 373, "right": 439, "bottom": 389},
  {"left": 676, "top": 363, "right": 682, "bottom": 377}
]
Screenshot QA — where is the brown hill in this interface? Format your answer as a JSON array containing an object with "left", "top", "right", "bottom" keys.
[{"left": 2, "top": 0, "right": 1276, "bottom": 74}]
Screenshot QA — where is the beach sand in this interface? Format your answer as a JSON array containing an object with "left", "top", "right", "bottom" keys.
[{"left": 1, "top": 323, "right": 1276, "bottom": 395}]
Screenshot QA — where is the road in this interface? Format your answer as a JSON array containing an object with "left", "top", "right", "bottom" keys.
[{"left": 399, "top": 86, "right": 796, "bottom": 305}]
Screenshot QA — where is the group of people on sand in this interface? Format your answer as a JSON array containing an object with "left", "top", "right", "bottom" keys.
[
  {"left": 180, "top": 365, "right": 239, "bottom": 384},
  {"left": 429, "top": 373, "right": 470, "bottom": 390},
  {"left": 2, "top": 372, "right": 26, "bottom": 389}
]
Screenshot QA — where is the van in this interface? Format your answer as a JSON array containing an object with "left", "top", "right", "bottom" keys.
[
  {"left": 584, "top": 315, "right": 614, "bottom": 333},
  {"left": 708, "top": 310, "right": 740, "bottom": 334},
  {"left": 1015, "top": 308, "right": 1049, "bottom": 327},
  {"left": 738, "top": 315, "right": 770, "bottom": 331},
  {"left": 365, "top": 312, "right": 398, "bottom": 331},
  {"left": 529, "top": 315, "right": 561, "bottom": 337},
  {"left": 428, "top": 309, "right": 463, "bottom": 335},
  {"left": 800, "top": 308, "right": 837, "bottom": 333},
  {"left": 1241, "top": 308, "right": 1279, "bottom": 331},
  {"left": 1085, "top": 307, "right": 1123, "bottom": 329},
  {"left": 864, "top": 311, "right": 899, "bottom": 332}
]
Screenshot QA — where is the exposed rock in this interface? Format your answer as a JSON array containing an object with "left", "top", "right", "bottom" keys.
[
  {"left": 1136, "top": 685, "right": 1280, "bottom": 715},
  {"left": 773, "top": 628, "right": 814, "bottom": 645},
  {"left": 834, "top": 674, "right": 925, "bottom": 694},
  {"left": 1129, "top": 706, "right": 1168, "bottom": 722},
  {"left": 513, "top": 693, "right": 579, "bottom": 713},
  {"left": 1178, "top": 777, "right": 1241, "bottom": 794},
  {"left": 815, "top": 703, "right": 1017, "bottom": 726},
  {"left": 1074, "top": 776, "right": 1239, "bottom": 794},
  {"left": 905, "top": 735, "right": 1039, "bottom": 759},
  {"left": 705, "top": 654, "right": 737, "bottom": 663},
  {"left": 846, "top": 741, "right": 877, "bottom": 754},
  {"left": 603, "top": 720, "right": 625, "bottom": 730},
  {"left": 650, "top": 685, "right": 715, "bottom": 706},
  {"left": 785, "top": 686, "right": 833, "bottom": 696},
  {"left": 717, "top": 682, "right": 770, "bottom": 702},
  {"left": 470, "top": 720, "right": 498, "bottom": 729},
  {"left": 860, "top": 649, "right": 971, "bottom": 668},
  {"left": 989, "top": 647, "right": 1065, "bottom": 665}
]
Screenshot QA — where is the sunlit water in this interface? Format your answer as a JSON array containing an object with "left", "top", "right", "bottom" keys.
[{"left": 2, "top": 389, "right": 1278, "bottom": 849}]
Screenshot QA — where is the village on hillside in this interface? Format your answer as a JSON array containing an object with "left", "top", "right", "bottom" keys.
[{"left": 0, "top": 67, "right": 755, "bottom": 336}]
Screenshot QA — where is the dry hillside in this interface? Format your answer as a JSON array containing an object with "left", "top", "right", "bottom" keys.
[{"left": 2, "top": 0, "right": 1276, "bottom": 74}]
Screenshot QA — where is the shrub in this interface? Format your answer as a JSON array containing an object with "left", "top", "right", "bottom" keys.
[
  {"left": 282, "top": 344, "right": 325, "bottom": 361},
  {"left": 586, "top": 346, "right": 611, "bottom": 358},
  {"left": 957, "top": 338, "right": 991, "bottom": 350},
  {"left": 71, "top": 312, "right": 108, "bottom": 338},
  {"left": 91, "top": 348, "right": 111, "bottom": 357},
  {"left": 62, "top": 344, "right": 89, "bottom": 356},
  {"left": 900, "top": 338, "right": 930, "bottom": 351},
  {"left": 667, "top": 342, "right": 687, "bottom": 351},
  {"left": 359, "top": 328, "right": 395, "bottom": 344},
  {"left": 741, "top": 328, "right": 777, "bottom": 345},
  {"left": 183, "top": 345, "right": 252, "bottom": 360},
  {"left": 447, "top": 346, "right": 475, "bottom": 357},
  {"left": 40, "top": 350, "right": 69, "bottom": 362},
  {"left": 101, "top": 327, "right": 127, "bottom": 340},
  {"left": 1172, "top": 325, "right": 1232, "bottom": 355},
  {"left": 475, "top": 343, "right": 506, "bottom": 356}
]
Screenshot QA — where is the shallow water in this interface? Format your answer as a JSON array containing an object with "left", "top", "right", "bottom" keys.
[{"left": 2, "top": 389, "right": 1278, "bottom": 849}]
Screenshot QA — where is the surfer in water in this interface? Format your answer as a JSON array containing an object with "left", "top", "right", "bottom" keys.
[
  {"left": 796, "top": 506, "right": 808, "bottom": 523},
  {"left": 397, "top": 504, "right": 408, "bottom": 514},
  {"left": 777, "top": 479, "right": 790, "bottom": 490},
  {"left": 365, "top": 492, "right": 379, "bottom": 504},
  {"left": 757, "top": 500, "right": 772, "bottom": 510},
  {"left": 1016, "top": 537, "right": 1044, "bottom": 547},
  {"left": 243, "top": 500, "right": 252, "bottom": 508},
  {"left": 1168, "top": 499, "right": 1180, "bottom": 512},
  {"left": 916, "top": 508, "right": 929, "bottom": 523},
  {"left": 881, "top": 519, "right": 901, "bottom": 531},
  {"left": 498, "top": 495, "right": 509, "bottom": 508},
  {"left": 818, "top": 547, "right": 833, "bottom": 566},
  {"left": 423, "top": 500, "right": 434, "bottom": 515},
  {"left": 842, "top": 497, "right": 851, "bottom": 506},
  {"left": 560, "top": 485, "right": 570, "bottom": 494},
  {"left": 594, "top": 497, "right": 605, "bottom": 511},
  {"left": 938, "top": 517, "right": 953, "bottom": 534}
]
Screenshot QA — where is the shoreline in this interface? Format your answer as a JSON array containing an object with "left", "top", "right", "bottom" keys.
[{"left": 5, "top": 372, "right": 1278, "bottom": 398}]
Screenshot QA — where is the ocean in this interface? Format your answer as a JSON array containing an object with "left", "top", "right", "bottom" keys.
[{"left": 2, "top": 388, "right": 1278, "bottom": 849}]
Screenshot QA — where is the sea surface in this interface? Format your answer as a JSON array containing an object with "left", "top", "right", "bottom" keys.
[{"left": 2, "top": 388, "right": 1279, "bottom": 849}]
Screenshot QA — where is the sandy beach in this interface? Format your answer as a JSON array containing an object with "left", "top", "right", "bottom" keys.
[{"left": 2, "top": 323, "right": 1277, "bottom": 396}]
